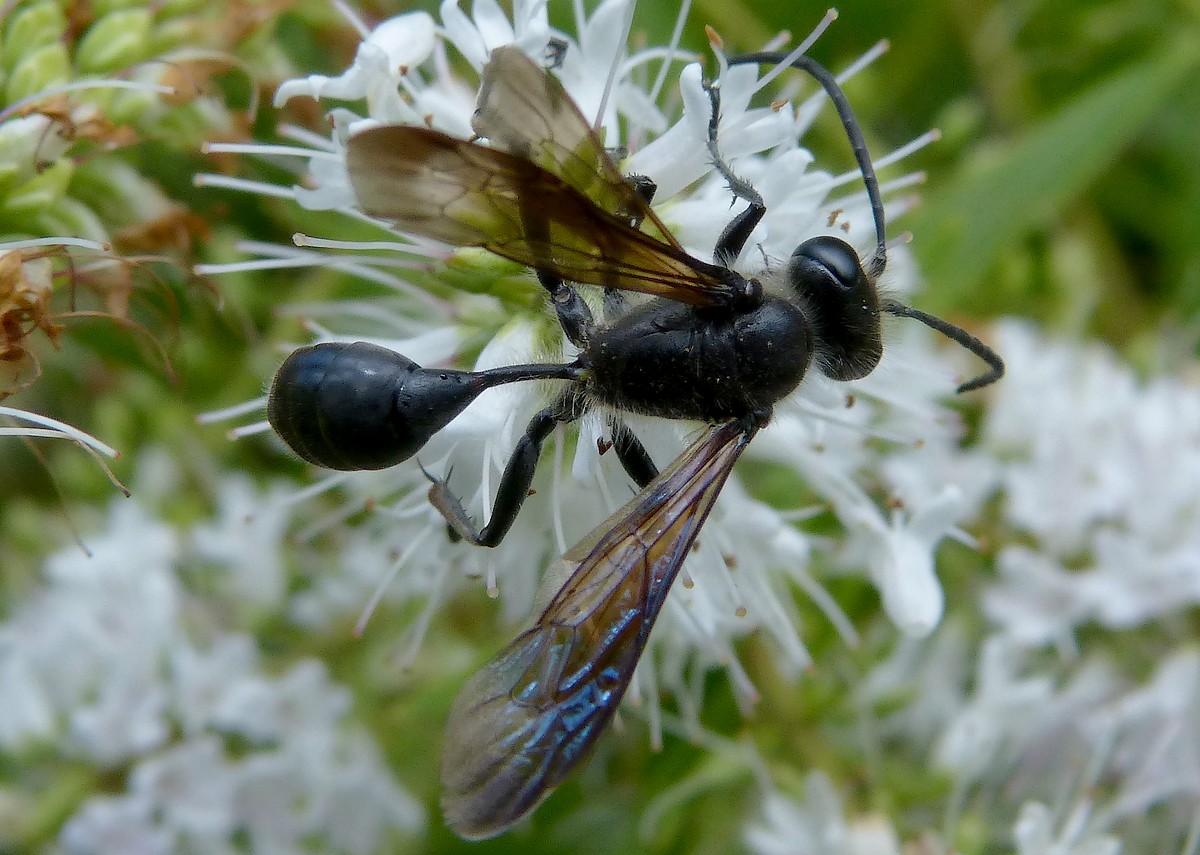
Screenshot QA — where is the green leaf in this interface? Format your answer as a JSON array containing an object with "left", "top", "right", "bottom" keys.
[{"left": 912, "top": 37, "right": 1200, "bottom": 306}]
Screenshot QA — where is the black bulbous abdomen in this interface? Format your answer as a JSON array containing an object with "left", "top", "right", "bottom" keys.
[{"left": 267, "top": 341, "right": 483, "bottom": 470}]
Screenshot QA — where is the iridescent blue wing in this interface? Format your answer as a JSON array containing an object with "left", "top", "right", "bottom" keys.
[{"left": 440, "top": 419, "right": 756, "bottom": 839}]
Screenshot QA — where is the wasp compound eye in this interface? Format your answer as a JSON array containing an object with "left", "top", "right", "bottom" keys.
[
  {"left": 787, "top": 236, "right": 882, "bottom": 381},
  {"left": 790, "top": 235, "right": 863, "bottom": 293},
  {"left": 267, "top": 341, "right": 487, "bottom": 471}
]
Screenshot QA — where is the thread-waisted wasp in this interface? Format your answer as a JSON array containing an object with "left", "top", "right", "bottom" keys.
[{"left": 267, "top": 42, "right": 1003, "bottom": 839}]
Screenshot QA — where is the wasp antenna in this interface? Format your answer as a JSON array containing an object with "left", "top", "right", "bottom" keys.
[
  {"left": 728, "top": 50, "right": 888, "bottom": 278},
  {"left": 881, "top": 299, "right": 1004, "bottom": 393}
]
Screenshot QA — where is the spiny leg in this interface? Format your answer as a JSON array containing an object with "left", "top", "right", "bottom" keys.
[
  {"left": 428, "top": 390, "right": 587, "bottom": 548},
  {"left": 727, "top": 50, "right": 889, "bottom": 277},
  {"left": 703, "top": 80, "right": 767, "bottom": 267},
  {"left": 543, "top": 37, "right": 568, "bottom": 69},
  {"left": 623, "top": 174, "right": 658, "bottom": 228}
]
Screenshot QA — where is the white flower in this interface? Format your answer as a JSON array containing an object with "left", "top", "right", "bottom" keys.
[
  {"left": 274, "top": 12, "right": 440, "bottom": 120},
  {"left": 124, "top": 737, "right": 240, "bottom": 848},
  {"left": 1083, "top": 649, "right": 1200, "bottom": 817},
  {"left": 865, "top": 485, "right": 964, "bottom": 636},
  {"left": 191, "top": 473, "right": 294, "bottom": 610},
  {"left": 984, "top": 546, "right": 1093, "bottom": 650},
  {"left": 744, "top": 773, "right": 902, "bottom": 855},
  {"left": 56, "top": 796, "right": 175, "bottom": 855},
  {"left": 933, "top": 636, "right": 1057, "bottom": 782},
  {"left": 1013, "top": 801, "right": 1121, "bottom": 855},
  {"left": 199, "top": 0, "right": 993, "bottom": 772},
  {"left": 0, "top": 474, "right": 424, "bottom": 852},
  {"left": 439, "top": 0, "right": 552, "bottom": 70},
  {"left": 981, "top": 320, "right": 1200, "bottom": 641},
  {"left": 0, "top": 501, "right": 180, "bottom": 762}
]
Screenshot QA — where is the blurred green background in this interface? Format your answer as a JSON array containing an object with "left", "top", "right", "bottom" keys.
[
  {"left": 687, "top": 0, "right": 1200, "bottom": 351},
  {"left": 6, "top": 0, "right": 1199, "bottom": 516},
  {"left": 4, "top": 0, "right": 1195, "bottom": 561},
  {"left": 2, "top": 0, "right": 1199, "bottom": 852}
]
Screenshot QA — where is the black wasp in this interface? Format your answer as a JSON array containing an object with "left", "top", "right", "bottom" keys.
[{"left": 266, "top": 43, "right": 1003, "bottom": 839}]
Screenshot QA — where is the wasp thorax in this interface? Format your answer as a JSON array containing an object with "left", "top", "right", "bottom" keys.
[
  {"left": 788, "top": 236, "right": 883, "bottom": 381},
  {"left": 267, "top": 342, "right": 485, "bottom": 471}
]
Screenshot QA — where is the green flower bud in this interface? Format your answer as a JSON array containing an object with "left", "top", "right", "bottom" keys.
[
  {"left": 0, "top": 115, "right": 53, "bottom": 192},
  {"left": 76, "top": 9, "right": 155, "bottom": 73},
  {"left": 74, "top": 158, "right": 172, "bottom": 226},
  {"left": 1, "top": 3, "right": 67, "bottom": 71},
  {"left": 4, "top": 43, "right": 70, "bottom": 104},
  {"left": 39, "top": 195, "right": 111, "bottom": 245},
  {"left": 93, "top": 0, "right": 153, "bottom": 12},
  {"left": 1, "top": 158, "right": 74, "bottom": 222}
]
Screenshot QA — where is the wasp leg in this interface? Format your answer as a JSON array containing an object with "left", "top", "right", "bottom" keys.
[
  {"left": 609, "top": 419, "right": 659, "bottom": 488},
  {"left": 517, "top": 168, "right": 595, "bottom": 347},
  {"left": 728, "top": 51, "right": 889, "bottom": 275},
  {"left": 603, "top": 175, "right": 659, "bottom": 320},
  {"left": 703, "top": 81, "right": 767, "bottom": 267},
  {"left": 625, "top": 174, "right": 658, "bottom": 226},
  {"left": 534, "top": 270, "right": 594, "bottom": 349},
  {"left": 428, "top": 390, "right": 587, "bottom": 548},
  {"left": 544, "top": 37, "right": 568, "bottom": 69},
  {"left": 602, "top": 282, "right": 628, "bottom": 322}
]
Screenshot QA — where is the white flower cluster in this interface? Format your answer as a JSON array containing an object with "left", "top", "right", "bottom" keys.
[
  {"left": 956, "top": 321, "right": 1200, "bottom": 846},
  {"left": 744, "top": 773, "right": 902, "bottom": 855},
  {"left": 198, "top": 0, "right": 976, "bottom": 742},
  {"left": 983, "top": 320, "right": 1200, "bottom": 647},
  {"left": 753, "top": 320, "right": 1200, "bottom": 854},
  {"left": 0, "top": 480, "right": 423, "bottom": 853}
]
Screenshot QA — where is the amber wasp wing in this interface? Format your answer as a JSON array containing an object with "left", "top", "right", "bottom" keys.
[
  {"left": 471, "top": 45, "right": 683, "bottom": 248},
  {"left": 439, "top": 418, "right": 758, "bottom": 840},
  {"left": 345, "top": 50, "right": 740, "bottom": 307}
]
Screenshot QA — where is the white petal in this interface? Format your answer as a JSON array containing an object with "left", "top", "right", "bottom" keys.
[
  {"left": 471, "top": 0, "right": 517, "bottom": 50},
  {"left": 439, "top": 0, "right": 488, "bottom": 68},
  {"left": 875, "top": 526, "right": 945, "bottom": 636},
  {"left": 578, "top": 0, "right": 633, "bottom": 68},
  {"left": 365, "top": 12, "right": 437, "bottom": 69},
  {"left": 274, "top": 63, "right": 368, "bottom": 107}
]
